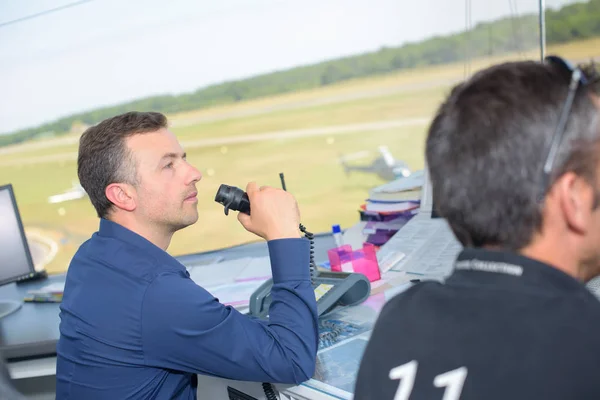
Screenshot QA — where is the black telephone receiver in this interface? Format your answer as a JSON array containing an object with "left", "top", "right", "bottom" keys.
[{"left": 214, "top": 180, "right": 371, "bottom": 319}]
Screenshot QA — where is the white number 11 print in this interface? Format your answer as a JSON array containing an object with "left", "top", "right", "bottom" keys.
[{"left": 389, "top": 360, "right": 468, "bottom": 400}]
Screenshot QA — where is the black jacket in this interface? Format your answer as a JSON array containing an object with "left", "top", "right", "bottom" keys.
[{"left": 354, "top": 248, "right": 600, "bottom": 400}]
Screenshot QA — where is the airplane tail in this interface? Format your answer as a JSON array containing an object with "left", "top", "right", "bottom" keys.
[
  {"left": 338, "top": 153, "right": 352, "bottom": 176},
  {"left": 342, "top": 161, "right": 352, "bottom": 176},
  {"left": 378, "top": 145, "right": 395, "bottom": 168}
]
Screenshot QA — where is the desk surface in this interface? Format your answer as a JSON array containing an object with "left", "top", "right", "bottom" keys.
[
  {"left": 0, "top": 230, "right": 420, "bottom": 399},
  {"left": 0, "top": 233, "right": 337, "bottom": 362},
  {"left": 0, "top": 275, "right": 63, "bottom": 361}
]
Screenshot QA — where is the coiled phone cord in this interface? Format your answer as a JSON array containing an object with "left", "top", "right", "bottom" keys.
[
  {"left": 262, "top": 174, "right": 317, "bottom": 399},
  {"left": 282, "top": 171, "right": 316, "bottom": 285},
  {"left": 299, "top": 223, "right": 316, "bottom": 286},
  {"left": 262, "top": 382, "right": 278, "bottom": 400}
]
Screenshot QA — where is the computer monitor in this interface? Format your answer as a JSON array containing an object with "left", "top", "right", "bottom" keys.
[{"left": 0, "top": 184, "right": 37, "bottom": 319}]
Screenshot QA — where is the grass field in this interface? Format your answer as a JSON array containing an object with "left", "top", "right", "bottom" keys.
[{"left": 1, "top": 38, "right": 599, "bottom": 274}]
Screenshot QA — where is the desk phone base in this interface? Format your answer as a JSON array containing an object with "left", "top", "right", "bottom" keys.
[{"left": 249, "top": 270, "right": 371, "bottom": 319}]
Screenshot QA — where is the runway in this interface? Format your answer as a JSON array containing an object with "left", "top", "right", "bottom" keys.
[
  {"left": 26, "top": 232, "right": 58, "bottom": 271},
  {"left": 0, "top": 117, "right": 431, "bottom": 168}
]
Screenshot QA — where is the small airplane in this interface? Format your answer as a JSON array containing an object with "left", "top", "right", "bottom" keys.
[
  {"left": 47, "top": 181, "right": 87, "bottom": 204},
  {"left": 339, "top": 145, "right": 412, "bottom": 182}
]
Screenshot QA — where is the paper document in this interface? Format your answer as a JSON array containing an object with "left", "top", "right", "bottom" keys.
[
  {"left": 341, "top": 222, "right": 368, "bottom": 250},
  {"left": 302, "top": 304, "right": 378, "bottom": 399},
  {"left": 187, "top": 257, "right": 252, "bottom": 287},
  {"left": 235, "top": 256, "right": 271, "bottom": 282},
  {"left": 186, "top": 255, "right": 273, "bottom": 310},
  {"left": 311, "top": 336, "right": 370, "bottom": 397},
  {"left": 204, "top": 280, "right": 268, "bottom": 309},
  {"left": 405, "top": 261, "right": 452, "bottom": 277},
  {"left": 377, "top": 250, "right": 406, "bottom": 273},
  {"left": 181, "top": 255, "right": 224, "bottom": 268}
]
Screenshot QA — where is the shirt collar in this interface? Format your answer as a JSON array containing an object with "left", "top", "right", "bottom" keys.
[
  {"left": 97, "top": 218, "right": 186, "bottom": 273},
  {"left": 446, "top": 247, "right": 587, "bottom": 294}
]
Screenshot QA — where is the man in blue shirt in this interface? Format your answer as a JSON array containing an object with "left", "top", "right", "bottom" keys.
[{"left": 56, "top": 111, "right": 318, "bottom": 399}]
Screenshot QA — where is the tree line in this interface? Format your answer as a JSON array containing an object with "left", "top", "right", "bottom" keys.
[{"left": 2, "top": 0, "right": 599, "bottom": 147}]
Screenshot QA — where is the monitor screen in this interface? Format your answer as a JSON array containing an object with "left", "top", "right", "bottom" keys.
[{"left": 0, "top": 184, "right": 35, "bottom": 286}]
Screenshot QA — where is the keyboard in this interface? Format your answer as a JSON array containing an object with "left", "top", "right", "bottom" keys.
[
  {"left": 379, "top": 216, "right": 600, "bottom": 300},
  {"left": 398, "top": 226, "right": 461, "bottom": 276},
  {"left": 377, "top": 216, "right": 461, "bottom": 276}
]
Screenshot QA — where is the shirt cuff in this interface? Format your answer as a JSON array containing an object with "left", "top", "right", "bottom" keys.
[{"left": 267, "top": 238, "right": 311, "bottom": 282}]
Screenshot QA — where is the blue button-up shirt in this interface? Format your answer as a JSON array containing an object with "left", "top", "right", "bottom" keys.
[{"left": 56, "top": 219, "right": 318, "bottom": 399}]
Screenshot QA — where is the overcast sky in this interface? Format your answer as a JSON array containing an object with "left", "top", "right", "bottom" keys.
[{"left": 0, "top": 0, "right": 578, "bottom": 134}]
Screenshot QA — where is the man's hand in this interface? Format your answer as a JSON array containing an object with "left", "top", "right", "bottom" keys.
[{"left": 237, "top": 182, "right": 301, "bottom": 241}]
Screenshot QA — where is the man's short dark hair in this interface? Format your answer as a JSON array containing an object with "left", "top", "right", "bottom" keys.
[
  {"left": 426, "top": 60, "right": 600, "bottom": 250},
  {"left": 77, "top": 111, "right": 168, "bottom": 219}
]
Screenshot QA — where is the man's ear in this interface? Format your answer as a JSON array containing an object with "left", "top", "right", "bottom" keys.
[
  {"left": 105, "top": 183, "right": 136, "bottom": 212},
  {"left": 556, "top": 172, "right": 594, "bottom": 235}
]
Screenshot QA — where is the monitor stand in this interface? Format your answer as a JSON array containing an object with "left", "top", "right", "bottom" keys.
[{"left": 0, "top": 300, "right": 22, "bottom": 319}]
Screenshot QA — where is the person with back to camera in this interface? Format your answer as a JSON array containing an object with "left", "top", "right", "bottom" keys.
[
  {"left": 55, "top": 111, "right": 318, "bottom": 399},
  {"left": 353, "top": 56, "right": 600, "bottom": 399}
]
